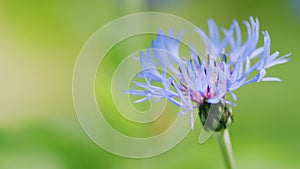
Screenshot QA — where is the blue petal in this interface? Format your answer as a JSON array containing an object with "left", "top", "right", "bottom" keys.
[
  {"left": 208, "top": 19, "right": 220, "bottom": 46},
  {"left": 262, "top": 77, "right": 281, "bottom": 82},
  {"left": 134, "top": 97, "right": 150, "bottom": 103}
]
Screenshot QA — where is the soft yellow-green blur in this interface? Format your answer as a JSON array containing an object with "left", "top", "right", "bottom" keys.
[{"left": 1, "top": 0, "right": 300, "bottom": 169}]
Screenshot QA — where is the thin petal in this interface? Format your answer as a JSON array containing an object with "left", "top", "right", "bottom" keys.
[{"left": 262, "top": 77, "right": 281, "bottom": 82}]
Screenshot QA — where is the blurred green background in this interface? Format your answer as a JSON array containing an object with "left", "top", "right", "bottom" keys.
[{"left": 1, "top": 0, "right": 300, "bottom": 168}]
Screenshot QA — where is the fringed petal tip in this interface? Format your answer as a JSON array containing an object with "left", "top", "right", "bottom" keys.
[{"left": 262, "top": 77, "right": 281, "bottom": 82}]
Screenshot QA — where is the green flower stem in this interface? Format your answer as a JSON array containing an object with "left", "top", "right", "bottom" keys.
[{"left": 214, "top": 129, "right": 236, "bottom": 169}]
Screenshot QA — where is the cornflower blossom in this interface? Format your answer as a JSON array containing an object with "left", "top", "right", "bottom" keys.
[{"left": 126, "top": 17, "right": 290, "bottom": 130}]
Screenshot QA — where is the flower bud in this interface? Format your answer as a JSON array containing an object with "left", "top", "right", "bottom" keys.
[{"left": 198, "top": 101, "right": 233, "bottom": 131}]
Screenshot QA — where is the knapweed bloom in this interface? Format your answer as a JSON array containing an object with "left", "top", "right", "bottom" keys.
[{"left": 126, "top": 17, "right": 290, "bottom": 130}]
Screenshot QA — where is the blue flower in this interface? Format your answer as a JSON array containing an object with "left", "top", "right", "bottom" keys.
[{"left": 126, "top": 17, "right": 290, "bottom": 129}]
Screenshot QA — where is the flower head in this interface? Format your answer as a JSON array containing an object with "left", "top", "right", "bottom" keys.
[{"left": 126, "top": 17, "right": 290, "bottom": 129}]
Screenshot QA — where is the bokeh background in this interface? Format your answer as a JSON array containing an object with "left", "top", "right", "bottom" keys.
[{"left": 1, "top": 0, "right": 300, "bottom": 168}]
